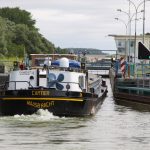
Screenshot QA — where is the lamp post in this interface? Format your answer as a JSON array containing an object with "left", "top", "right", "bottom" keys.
[
  {"left": 117, "top": 9, "right": 143, "bottom": 63},
  {"left": 115, "top": 17, "right": 142, "bottom": 62},
  {"left": 115, "top": 18, "right": 128, "bottom": 60},
  {"left": 143, "top": 0, "right": 146, "bottom": 43},
  {"left": 140, "top": 0, "right": 150, "bottom": 43},
  {"left": 117, "top": 9, "right": 131, "bottom": 63},
  {"left": 127, "top": 0, "right": 150, "bottom": 66},
  {"left": 129, "top": 0, "right": 131, "bottom": 63},
  {"left": 115, "top": 18, "right": 128, "bottom": 34}
]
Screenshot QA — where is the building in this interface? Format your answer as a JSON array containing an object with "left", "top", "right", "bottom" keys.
[{"left": 109, "top": 34, "right": 150, "bottom": 62}]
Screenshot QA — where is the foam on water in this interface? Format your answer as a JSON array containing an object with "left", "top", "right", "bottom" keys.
[
  {"left": 13, "top": 109, "right": 60, "bottom": 121},
  {"left": 0, "top": 109, "right": 61, "bottom": 122}
]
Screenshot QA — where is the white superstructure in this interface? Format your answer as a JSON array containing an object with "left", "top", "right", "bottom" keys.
[
  {"left": 8, "top": 70, "right": 37, "bottom": 90},
  {"left": 8, "top": 58, "right": 87, "bottom": 92}
]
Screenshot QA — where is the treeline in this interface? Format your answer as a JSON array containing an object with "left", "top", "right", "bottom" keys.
[
  {"left": 0, "top": 7, "right": 67, "bottom": 58},
  {"left": 66, "top": 48, "right": 104, "bottom": 55}
]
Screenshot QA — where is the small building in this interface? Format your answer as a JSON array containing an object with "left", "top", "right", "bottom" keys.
[{"left": 109, "top": 34, "right": 150, "bottom": 62}]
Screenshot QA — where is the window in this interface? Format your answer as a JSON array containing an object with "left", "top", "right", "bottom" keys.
[
  {"left": 79, "top": 76, "right": 84, "bottom": 89},
  {"left": 118, "top": 48, "right": 125, "bottom": 53},
  {"left": 118, "top": 41, "right": 122, "bottom": 46},
  {"left": 130, "top": 41, "right": 134, "bottom": 47}
]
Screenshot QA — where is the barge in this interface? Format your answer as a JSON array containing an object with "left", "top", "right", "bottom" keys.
[
  {"left": 0, "top": 54, "right": 107, "bottom": 116},
  {"left": 109, "top": 42, "right": 150, "bottom": 104}
]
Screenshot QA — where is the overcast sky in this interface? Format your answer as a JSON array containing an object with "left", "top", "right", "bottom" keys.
[{"left": 1, "top": 0, "right": 150, "bottom": 51}]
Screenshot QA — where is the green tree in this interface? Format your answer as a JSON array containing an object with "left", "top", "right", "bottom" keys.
[
  {"left": 0, "top": 7, "right": 63, "bottom": 58},
  {"left": 0, "top": 7, "right": 36, "bottom": 29}
]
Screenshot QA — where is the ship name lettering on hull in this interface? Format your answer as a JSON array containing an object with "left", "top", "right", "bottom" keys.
[
  {"left": 32, "top": 91, "right": 50, "bottom": 96},
  {"left": 27, "top": 101, "right": 54, "bottom": 108}
]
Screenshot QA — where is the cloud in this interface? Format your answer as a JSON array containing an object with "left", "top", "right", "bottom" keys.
[{"left": 1, "top": 0, "right": 150, "bottom": 50}]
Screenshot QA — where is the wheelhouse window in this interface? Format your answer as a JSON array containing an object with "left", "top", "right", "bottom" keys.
[{"left": 79, "top": 76, "right": 84, "bottom": 89}]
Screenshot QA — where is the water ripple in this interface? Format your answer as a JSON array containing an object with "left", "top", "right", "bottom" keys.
[{"left": 1, "top": 79, "right": 150, "bottom": 150}]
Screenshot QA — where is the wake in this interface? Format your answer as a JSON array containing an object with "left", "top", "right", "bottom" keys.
[{"left": 13, "top": 109, "right": 59, "bottom": 121}]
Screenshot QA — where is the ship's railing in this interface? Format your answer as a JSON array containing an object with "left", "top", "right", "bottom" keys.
[
  {"left": 0, "top": 84, "right": 6, "bottom": 91},
  {"left": 0, "top": 60, "right": 14, "bottom": 73},
  {"left": 115, "top": 78, "right": 150, "bottom": 96},
  {"left": 110, "top": 60, "right": 150, "bottom": 79},
  {"left": 136, "top": 79, "right": 150, "bottom": 88},
  {"left": 88, "top": 78, "right": 101, "bottom": 88},
  {"left": 135, "top": 63, "right": 150, "bottom": 79},
  {"left": 115, "top": 79, "right": 136, "bottom": 87},
  {"left": 2, "top": 81, "right": 33, "bottom": 90},
  {"left": 32, "top": 66, "right": 86, "bottom": 73},
  {"left": 116, "top": 78, "right": 150, "bottom": 88}
]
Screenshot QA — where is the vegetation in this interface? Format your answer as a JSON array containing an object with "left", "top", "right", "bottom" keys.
[
  {"left": 66, "top": 48, "right": 104, "bottom": 55},
  {"left": 0, "top": 7, "right": 66, "bottom": 58}
]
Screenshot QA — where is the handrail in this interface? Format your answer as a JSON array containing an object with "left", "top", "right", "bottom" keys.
[
  {"left": 5, "top": 81, "right": 33, "bottom": 90},
  {"left": 88, "top": 78, "right": 101, "bottom": 88},
  {"left": 0, "top": 84, "right": 6, "bottom": 90},
  {"left": 116, "top": 78, "right": 150, "bottom": 88},
  {"left": 32, "top": 66, "right": 86, "bottom": 73}
]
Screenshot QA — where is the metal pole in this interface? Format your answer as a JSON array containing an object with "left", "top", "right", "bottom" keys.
[
  {"left": 129, "top": 0, "right": 140, "bottom": 76},
  {"left": 115, "top": 18, "right": 128, "bottom": 58},
  {"left": 128, "top": 1, "right": 131, "bottom": 63},
  {"left": 128, "top": 1, "right": 141, "bottom": 57},
  {"left": 142, "top": 0, "right": 146, "bottom": 77},
  {"left": 134, "top": 10, "right": 137, "bottom": 66},
  {"left": 125, "top": 26, "right": 128, "bottom": 61},
  {"left": 143, "top": 0, "right": 146, "bottom": 43}
]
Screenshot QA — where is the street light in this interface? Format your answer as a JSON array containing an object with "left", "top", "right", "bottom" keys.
[
  {"left": 115, "top": 17, "right": 142, "bottom": 30},
  {"left": 115, "top": 17, "right": 142, "bottom": 62},
  {"left": 117, "top": 9, "right": 143, "bottom": 35},
  {"left": 115, "top": 18, "right": 128, "bottom": 34},
  {"left": 128, "top": 0, "right": 150, "bottom": 42},
  {"left": 115, "top": 18, "right": 128, "bottom": 60},
  {"left": 127, "top": 0, "right": 150, "bottom": 66},
  {"left": 142, "top": 0, "right": 150, "bottom": 43},
  {"left": 117, "top": 9, "right": 130, "bottom": 17},
  {"left": 117, "top": 9, "right": 143, "bottom": 63},
  {"left": 143, "top": 0, "right": 146, "bottom": 43},
  {"left": 117, "top": 9, "right": 132, "bottom": 63}
]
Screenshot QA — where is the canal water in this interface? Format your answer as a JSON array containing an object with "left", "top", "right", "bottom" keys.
[{"left": 0, "top": 79, "right": 150, "bottom": 150}]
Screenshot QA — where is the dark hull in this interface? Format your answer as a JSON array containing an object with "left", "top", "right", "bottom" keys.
[
  {"left": 109, "top": 68, "right": 150, "bottom": 105},
  {"left": 0, "top": 89, "right": 107, "bottom": 117},
  {"left": 114, "top": 92, "right": 150, "bottom": 104}
]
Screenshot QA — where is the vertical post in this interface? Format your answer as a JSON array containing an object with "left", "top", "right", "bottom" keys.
[
  {"left": 143, "top": 0, "right": 146, "bottom": 44},
  {"left": 128, "top": 1, "right": 131, "bottom": 63},
  {"left": 142, "top": 0, "right": 146, "bottom": 77},
  {"left": 134, "top": 10, "right": 137, "bottom": 66},
  {"left": 128, "top": 1, "right": 131, "bottom": 78},
  {"left": 125, "top": 26, "right": 128, "bottom": 61},
  {"left": 114, "top": 18, "right": 128, "bottom": 60}
]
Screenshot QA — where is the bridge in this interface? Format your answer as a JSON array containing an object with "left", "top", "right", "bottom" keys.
[
  {"left": 86, "top": 66, "right": 111, "bottom": 70},
  {"left": 86, "top": 59, "right": 112, "bottom": 78}
]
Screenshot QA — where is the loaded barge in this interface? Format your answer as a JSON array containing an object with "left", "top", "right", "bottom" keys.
[{"left": 0, "top": 54, "right": 107, "bottom": 116}]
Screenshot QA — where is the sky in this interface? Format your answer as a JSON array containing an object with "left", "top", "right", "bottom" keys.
[{"left": 1, "top": 0, "right": 150, "bottom": 51}]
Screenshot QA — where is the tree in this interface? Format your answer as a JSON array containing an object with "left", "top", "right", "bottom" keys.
[
  {"left": 0, "top": 7, "right": 36, "bottom": 29},
  {"left": 0, "top": 7, "right": 63, "bottom": 58}
]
